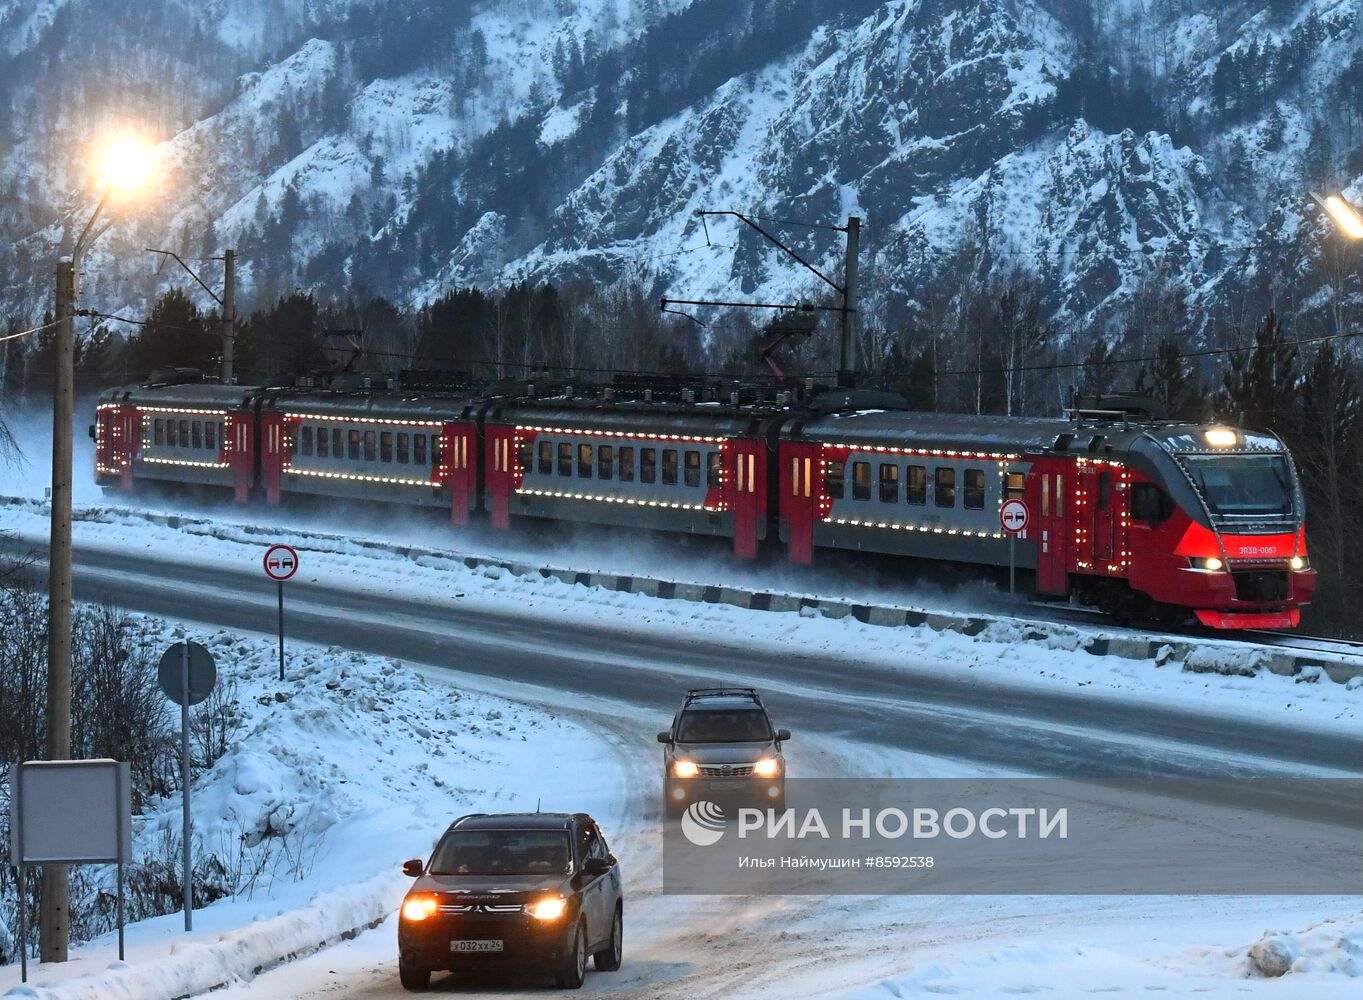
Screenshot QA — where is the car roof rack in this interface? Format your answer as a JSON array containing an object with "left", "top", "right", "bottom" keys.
[{"left": 684, "top": 687, "right": 763, "bottom": 707}]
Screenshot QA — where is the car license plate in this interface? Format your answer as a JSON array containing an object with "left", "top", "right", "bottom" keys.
[
  {"left": 450, "top": 940, "right": 503, "bottom": 953},
  {"left": 707, "top": 780, "right": 745, "bottom": 790}
]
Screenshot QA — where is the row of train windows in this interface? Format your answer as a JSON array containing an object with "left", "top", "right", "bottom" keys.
[
  {"left": 826, "top": 461, "right": 1025, "bottom": 510},
  {"left": 295, "top": 426, "right": 441, "bottom": 466},
  {"left": 152, "top": 418, "right": 223, "bottom": 450},
  {"left": 524, "top": 440, "right": 722, "bottom": 489}
]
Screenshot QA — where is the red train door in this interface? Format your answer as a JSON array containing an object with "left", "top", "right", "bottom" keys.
[
  {"left": 224, "top": 410, "right": 254, "bottom": 503},
  {"left": 1088, "top": 466, "right": 1116, "bottom": 566},
  {"left": 484, "top": 424, "right": 515, "bottom": 530},
  {"left": 118, "top": 407, "right": 140, "bottom": 491},
  {"left": 439, "top": 423, "right": 477, "bottom": 525},
  {"left": 725, "top": 438, "right": 764, "bottom": 560},
  {"left": 780, "top": 441, "right": 821, "bottom": 566},
  {"left": 260, "top": 411, "right": 288, "bottom": 505},
  {"left": 1030, "top": 457, "right": 1070, "bottom": 596}
]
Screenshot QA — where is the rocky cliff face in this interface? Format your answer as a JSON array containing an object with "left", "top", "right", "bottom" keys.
[{"left": 1, "top": 0, "right": 1360, "bottom": 343}]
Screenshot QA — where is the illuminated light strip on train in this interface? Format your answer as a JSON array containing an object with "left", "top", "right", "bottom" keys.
[
  {"left": 820, "top": 443, "right": 1022, "bottom": 461},
  {"left": 826, "top": 517, "right": 1006, "bottom": 539},
  {"left": 516, "top": 487, "right": 725, "bottom": 512},
  {"left": 141, "top": 456, "right": 231, "bottom": 470},
  {"left": 285, "top": 467, "right": 438, "bottom": 487},
  {"left": 284, "top": 412, "right": 446, "bottom": 428},
  {"left": 514, "top": 424, "right": 727, "bottom": 445},
  {"left": 96, "top": 464, "right": 122, "bottom": 475},
  {"left": 135, "top": 406, "right": 230, "bottom": 417}
]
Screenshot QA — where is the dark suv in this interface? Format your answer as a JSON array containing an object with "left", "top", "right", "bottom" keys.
[
  {"left": 658, "top": 688, "right": 790, "bottom": 818},
  {"left": 397, "top": 812, "right": 623, "bottom": 991}
]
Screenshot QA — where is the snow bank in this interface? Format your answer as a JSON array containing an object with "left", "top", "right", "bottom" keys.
[
  {"left": 1248, "top": 913, "right": 1363, "bottom": 978},
  {"left": 2, "top": 873, "right": 401, "bottom": 1000}
]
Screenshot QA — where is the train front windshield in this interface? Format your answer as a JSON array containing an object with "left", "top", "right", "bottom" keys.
[{"left": 1183, "top": 454, "right": 1294, "bottom": 517}]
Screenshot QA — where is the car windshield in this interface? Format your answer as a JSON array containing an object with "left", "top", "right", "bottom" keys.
[
  {"left": 1183, "top": 454, "right": 1294, "bottom": 517},
  {"left": 429, "top": 830, "right": 571, "bottom": 876},
  {"left": 678, "top": 709, "right": 771, "bottom": 743}
]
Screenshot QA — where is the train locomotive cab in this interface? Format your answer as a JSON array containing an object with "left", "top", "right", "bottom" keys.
[{"left": 1121, "top": 425, "right": 1315, "bottom": 629}]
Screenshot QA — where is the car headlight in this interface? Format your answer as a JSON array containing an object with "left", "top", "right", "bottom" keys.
[
  {"left": 401, "top": 894, "right": 438, "bottom": 922},
  {"left": 1290, "top": 555, "right": 1306, "bottom": 571},
  {"left": 526, "top": 896, "right": 567, "bottom": 921},
  {"left": 753, "top": 757, "right": 780, "bottom": 778},
  {"left": 1191, "top": 557, "right": 1224, "bottom": 571},
  {"left": 672, "top": 760, "right": 699, "bottom": 779}
]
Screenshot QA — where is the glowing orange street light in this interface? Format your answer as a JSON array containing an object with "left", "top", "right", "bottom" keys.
[{"left": 1311, "top": 192, "right": 1363, "bottom": 241}]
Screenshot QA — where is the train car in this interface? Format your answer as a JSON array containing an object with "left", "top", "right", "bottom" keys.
[
  {"left": 780, "top": 408, "right": 1316, "bottom": 628},
  {"left": 94, "top": 379, "right": 260, "bottom": 502},
  {"left": 257, "top": 386, "right": 481, "bottom": 523},
  {"left": 480, "top": 395, "right": 776, "bottom": 558}
]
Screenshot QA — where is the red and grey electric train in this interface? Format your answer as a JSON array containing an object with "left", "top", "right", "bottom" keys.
[{"left": 94, "top": 374, "right": 1317, "bottom": 629}]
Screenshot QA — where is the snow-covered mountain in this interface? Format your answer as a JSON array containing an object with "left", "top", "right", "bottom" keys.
[{"left": 1, "top": 0, "right": 1361, "bottom": 343}]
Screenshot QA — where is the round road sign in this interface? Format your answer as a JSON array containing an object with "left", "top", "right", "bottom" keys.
[
  {"left": 999, "top": 498, "right": 1030, "bottom": 534},
  {"left": 157, "top": 641, "right": 217, "bottom": 706},
  {"left": 263, "top": 544, "right": 300, "bottom": 582}
]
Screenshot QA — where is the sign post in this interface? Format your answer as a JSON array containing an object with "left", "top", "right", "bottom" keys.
[
  {"left": 999, "top": 498, "right": 1030, "bottom": 595},
  {"left": 263, "top": 545, "right": 299, "bottom": 682},
  {"left": 9, "top": 760, "right": 132, "bottom": 981},
  {"left": 157, "top": 641, "right": 217, "bottom": 933}
]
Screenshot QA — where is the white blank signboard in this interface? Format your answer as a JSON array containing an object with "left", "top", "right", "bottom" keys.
[{"left": 8, "top": 759, "right": 132, "bottom": 864}]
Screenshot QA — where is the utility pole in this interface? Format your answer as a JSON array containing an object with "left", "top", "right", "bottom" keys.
[
  {"left": 145, "top": 247, "right": 235, "bottom": 384},
  {"left": 221, "top": 249, "right": 235, "bottom": 384},
  {"left": 42, "top": 258, "right": 76, "bottom": 964},
  {"left": 662, "top": 211, "right": 862, "bottom": 386},
  {"left": 839, "top": 216, "right": 860, "bottom": 388}
]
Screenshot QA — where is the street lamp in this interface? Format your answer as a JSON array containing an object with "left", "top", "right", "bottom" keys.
[
  {"left": 1311, "top": 191, "right": 1363, "bottom": 240},
  {"left": 43, "top": 134, "right": 153, "bottom": 965}
]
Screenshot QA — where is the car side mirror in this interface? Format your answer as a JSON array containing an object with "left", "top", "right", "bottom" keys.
[
  {"left": 583, "top": 857, "right": 611, "bottom": 877},
  {"left": 402, "top": 859, "right": 424, "bottom": 878},
  {"left": 657, "top": 731, "right": 673, "bottom": 744},
  {"left": 776, "top": 729, "right": 791, "bottom": 742}
]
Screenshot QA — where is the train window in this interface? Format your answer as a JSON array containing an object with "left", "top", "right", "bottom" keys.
[
  {"left": 154, "top": 419, "right": 165, "bottom": 445},
  {"left": 300, "top": 426, "right": 313, "bottom": 456},
  {"left": 619, "top": 446, "right": 635, "bottom": 482},
  {"left": 598, "top": 445, "right": 614, "bottom": 480},
  {"left": 537, "top": 441, "right": 552, "bottom": 474},
  {"left": 180, "top": 420, "right": 190, "bottom": 447},
  {"left": 1005, "top": 471, "right": 1025, "bottom": 502},
  {"left": 363, "top": 430, "right": 376, "bottom": 462},
  {"left": 661, "top": 449, "right": 678, "bottom": 485},
  {"left": 964, "top": 469, "right": 985, "bottom": 510},
  {"left": 206, "top": 422, "right": 217, "bottom": 451},
  {"left": 707, "top": 452, "right": 722, "bottom": 488},
  {"left": 517, "top": 438, "right": 531, "bottom": 471},
  {"left": 1131, "top": 483, "right": 1173, "bottom": 523},
  {"left": 431, "top": 434, "right": 444, "bottom": 469},
  {"left": 684, "top": 451, "right": 701, "bottom": 487},
  {"left": 826, "top": 460, "right": 845, "bottom": 499},
  {"left": 641, "top": 448, "right": 656, "bottom": 484},
  {"left": 935, "top": 468, "right": 956, "bottom": 507},
  {"left": 395, "top": 432, "right": 406, "bottom": 464},
  {"left": 1097, "top": 472, "right": 1111, "bottom": 509},
  {"left": 577, "top": 443, "right": 593, "bottom": 478},
  {"left": 194, "top": 421, "right": 204, "bottom": 449},
  {"left": 170, "top": 420, "right": 181, "bottom": 446},
  {"left": 348, "top": 429, "right": 360, "bottom": 460},
  {"left": 852, "top": 461, "right": 871, "bottom": 501},
  {"left": 414, "top": 433, "right": 427, "bottom": 466},
  {"left": 381, "top": 431, "right": 393, "bottom": 463},
  {"left": 558, "top": 442, "right": 572, "bottom": 476},
  {"left": 1055, "top": 474, "right": 1064, "bottom": 513},
  {"left": 1041, "top": 475, "right": 1049, "bottom": 517},
  {"left": 318, "top": 427, "right": 330, "bottom": 458},
  {"left": 906, "top": 466, "right": 926, "bottom": 505},
  {"left": 878, "top": 463, "right": 899, "bottom": 502}
]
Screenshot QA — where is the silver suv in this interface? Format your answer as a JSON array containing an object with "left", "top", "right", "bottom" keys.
[{"left": 657, "top": 688, "right": 790, "bottom": 818}]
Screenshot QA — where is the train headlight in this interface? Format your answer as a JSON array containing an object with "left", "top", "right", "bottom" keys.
[
  {"left": 672, "top": 760, "right": 700, "bottom": 779},
  {"left": 1290, "top": 555, "right": 1306, "bottom": 571},
  {"left": 1191, "top": 557, "right": 1224, "bottom": 571},
  {"left": 1203, "top": 427, "right": 1238, "bottom": 447}
]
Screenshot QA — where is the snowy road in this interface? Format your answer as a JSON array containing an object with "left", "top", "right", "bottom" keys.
[{"left": 5, "top": 533, "right": 1363, "bottom": 997}]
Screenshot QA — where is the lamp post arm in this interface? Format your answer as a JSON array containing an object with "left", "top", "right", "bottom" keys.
[{"left": 72, "top": 190, "right": 112, "bottom": 266}]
